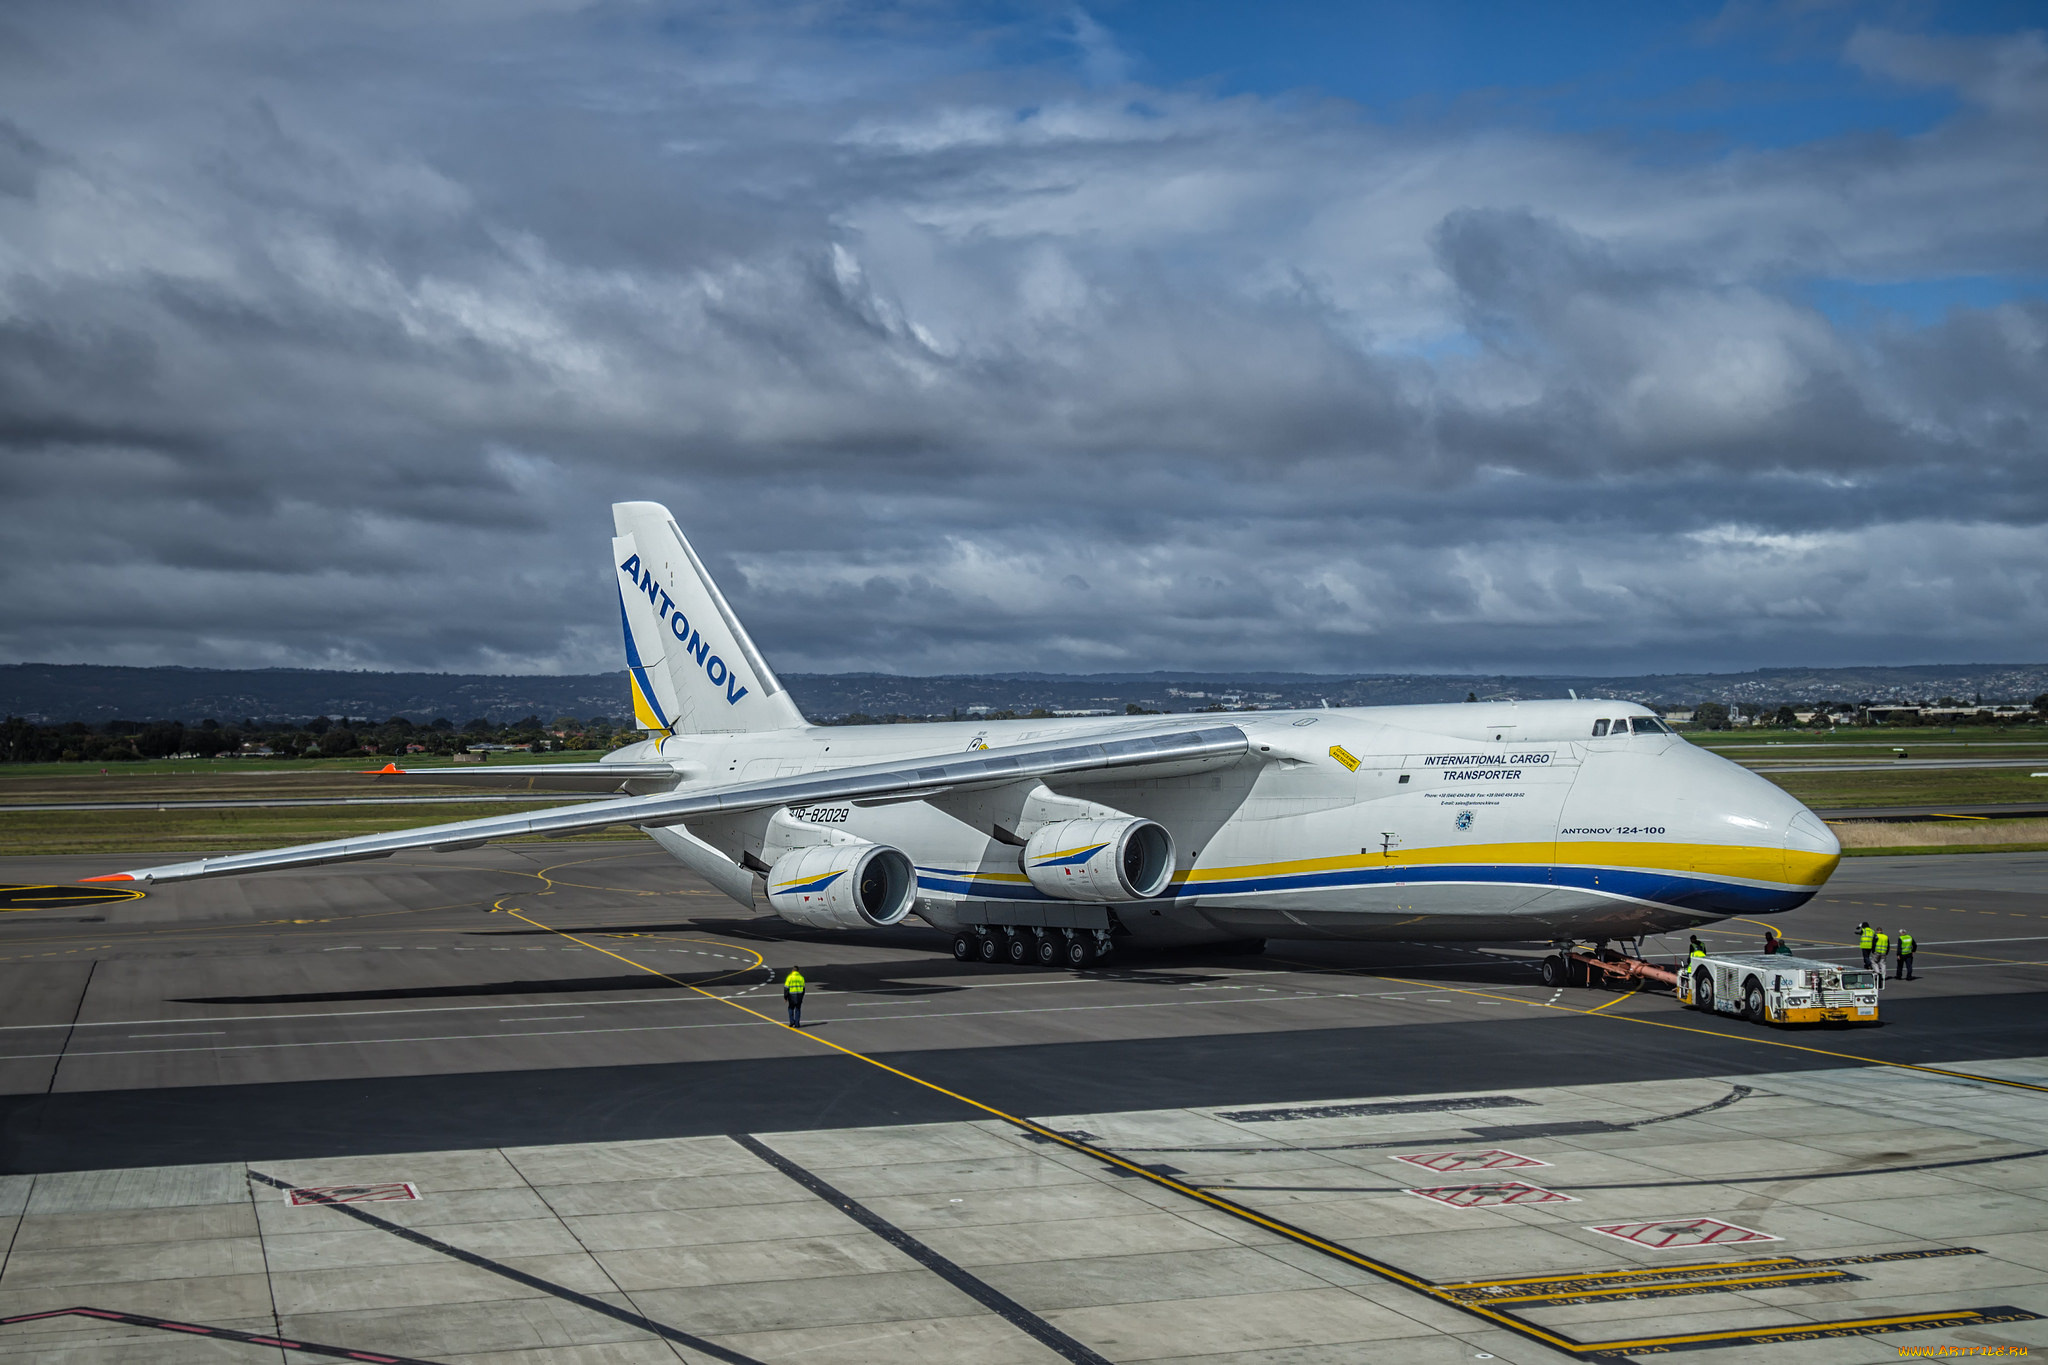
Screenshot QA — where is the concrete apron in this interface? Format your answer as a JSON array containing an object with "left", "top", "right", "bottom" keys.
[{"left": 0, "top": 1061, "right": 2043, "bottom": 1364}]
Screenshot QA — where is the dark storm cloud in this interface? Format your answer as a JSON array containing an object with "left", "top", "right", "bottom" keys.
[{"left": 0, "top": 2, "right": 2044, "bottom": 677}]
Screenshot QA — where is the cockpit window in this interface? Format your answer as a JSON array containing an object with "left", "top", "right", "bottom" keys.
[
  {"left": 1591, "top": 719, "right": 1610, "bottom": 737},
  {"left": 1630, "top": 717, "right": 1670, "bottom": 735}
]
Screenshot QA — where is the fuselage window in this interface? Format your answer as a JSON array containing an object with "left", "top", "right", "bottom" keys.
[{"left": 1591, "top": 719, "right": 1610, "bottom": 737}]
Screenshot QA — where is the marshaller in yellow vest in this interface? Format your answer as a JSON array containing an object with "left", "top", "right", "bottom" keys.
[
  {"left": 1872, "top": 930, "right": 1889, "bottom": 983},
  {"left": 783, "top": 968, "right": 807, "bottom": 1027},
  {"left": 1898, "top": 931, "right": 1916, "bottom": 981}
]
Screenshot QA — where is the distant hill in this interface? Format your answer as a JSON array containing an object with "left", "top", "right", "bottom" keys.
[
  {"left": 4, "top": 662, "right": 2045, "bottom": 725},
  {"left": 0, "top": 665, "right": 632, "bottom": 726}
]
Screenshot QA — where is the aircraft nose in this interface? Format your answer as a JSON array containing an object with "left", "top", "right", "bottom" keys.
[
  {"left": 1695, "top": 753, "right": 1841, "bottom": 894},
  {"left": 1786, "top": 807, "right": 1840, "bottom": 861},
  {"left": 1644, "top": 740, "right": 1841, "bottom": 902}
]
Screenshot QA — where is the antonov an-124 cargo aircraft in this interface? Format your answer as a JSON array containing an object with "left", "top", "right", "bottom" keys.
[{"left": 88, "top": 502, "right": 1841, "bottom": 966}]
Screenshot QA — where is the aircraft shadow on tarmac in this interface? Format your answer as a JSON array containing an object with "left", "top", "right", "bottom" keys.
[
  {"left": 468, "top": 914, "right": 1554, "bottom": 987},
  {"left": 173, "top": 970, "right": 762, "bottom": 1006}
]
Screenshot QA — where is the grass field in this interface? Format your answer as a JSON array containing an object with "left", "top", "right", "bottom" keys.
[
  {"left": 1688, "top": 724, "right": 2046, "bottom": 749},
  {"left": 0, "top": 751, "right": 606, "bottom": 780},
  {"left": 1760, "top": 767, "right": 2048, "bottom": 808},
  {"left": 1832, "top": 818, "right": 2048, "bottom": 857},
  {"left": 0, "top": 756, "right": 633, "bottom": 856},
  {"left": 0, "top": 801, "right": 640, "bottom": 858}
]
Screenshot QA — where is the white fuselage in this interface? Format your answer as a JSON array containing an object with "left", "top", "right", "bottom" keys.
[{"left": 607, "top": 699, "right": 1840, "bottom": 945}]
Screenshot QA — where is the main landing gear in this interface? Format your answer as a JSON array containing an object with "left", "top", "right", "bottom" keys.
[{"left": 952, "top": 926, "right": 1111, "bottom": 969}]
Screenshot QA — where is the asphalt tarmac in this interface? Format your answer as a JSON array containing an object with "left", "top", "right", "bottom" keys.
[{"left": 0, "top": 845, "right": 2042, "bottom": 1176}]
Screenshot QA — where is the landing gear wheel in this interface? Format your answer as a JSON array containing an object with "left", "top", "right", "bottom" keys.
[
  {"left": 1694, "top": 972, "right": 1715, "bottom": 1014},
  {"left": 1065, "top": 937, "right": 1095, "bottom": 968},
  {"left": 1539, "top": 954, "right": 1567, "bottom": 988},
  {"left": 1035, "top": 936, "right": 1059, "bottom": 967},
  {"left": 977, "top": 933, "right": 1000, "bottom": 963},
  {"left": 951, "top": 933, "right": 975, "bottom": 963},
  {"left": 1006, "top": 934, "right": 1031, "bottom": 965},
  {"left": 1743, "top": 980, "right": 1766, "bottom": 1024}
]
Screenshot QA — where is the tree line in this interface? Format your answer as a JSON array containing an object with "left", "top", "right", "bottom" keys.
[{"left": 0, "top": 714, "right": 635, "bottom": 764}]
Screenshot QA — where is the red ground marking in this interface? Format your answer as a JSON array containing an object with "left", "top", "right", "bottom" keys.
[
  {"left": 287, "top": 1182, "right": 421, "bottom": 1206},
  {"left": 0, "top": 1307, "right": 446, "bottom": 1364},
  {"left": 1394, "top": 1149, "right": 1549, "bottom": 1173},
  {"left": 1588, "top": 1216, "right": 1779, "bottom": 1249},
  {"left": 1406, "top": 1181, "right": 1578, "bottom": 1207}
]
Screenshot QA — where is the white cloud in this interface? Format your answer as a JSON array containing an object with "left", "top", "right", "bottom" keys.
[{"left": 0, "top": 3, "right": 2042, "bottom": 676}]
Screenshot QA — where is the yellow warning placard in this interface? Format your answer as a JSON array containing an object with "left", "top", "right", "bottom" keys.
[{"left": 1328, "top": 744, "right": 1360, "bottom": 771}]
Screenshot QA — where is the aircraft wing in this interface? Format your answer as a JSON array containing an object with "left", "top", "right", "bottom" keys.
[
  {"left": 359, "top": 761, "right": 681, "bottom": 793},
  {"left": 85, "top": 723, "right": 1251, "bottom": 885}
]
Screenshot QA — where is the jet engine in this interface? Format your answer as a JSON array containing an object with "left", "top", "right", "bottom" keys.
[
  {"left": 765, "top": 841, "right": 917, "bottom": 931},
  {"left": 1022, "top": 817, "right": 1175, "bottom": 901}
]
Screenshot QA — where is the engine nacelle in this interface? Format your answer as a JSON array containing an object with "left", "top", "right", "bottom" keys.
[
  {"left": 765, "top": 841, "right": 917, "bottom": 931},
  {"left": 1022, "top": 818, "right": 1175, "bottom": 901}
]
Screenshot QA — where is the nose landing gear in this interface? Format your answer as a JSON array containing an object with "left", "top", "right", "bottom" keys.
[{"left": 1540, "top": 937, "right": 1679, "bottom": 992}]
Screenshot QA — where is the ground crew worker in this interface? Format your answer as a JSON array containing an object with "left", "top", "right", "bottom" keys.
[
  {"left": 1872, "top": 928, "right": 1889, "bottom": 984},
  {"left": 1898, "top": 931, "right": 1916, "bottom": 980},
  {"left": 1857, "top": 921, "right": 1875, "bottom": 968},
  {"left": 782, "top": 968, "right": 806, "bottom": 1027},
  {"left": 1763, "top": 929, "right": 1782, "bottom": 954},
  {"left": 1689, "top": 935, "right": 1706, "bottom": 959}
]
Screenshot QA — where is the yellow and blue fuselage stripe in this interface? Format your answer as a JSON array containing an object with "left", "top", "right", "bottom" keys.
[{"left": 915, "top": 842, "right": 1837, "bottom": 915}]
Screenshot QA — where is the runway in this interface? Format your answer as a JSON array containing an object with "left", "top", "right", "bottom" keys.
[{"left": 0, "top": 846, "right": 2043, "bottom": 1362}]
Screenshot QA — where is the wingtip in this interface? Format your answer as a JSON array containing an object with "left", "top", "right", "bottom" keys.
[
  {"left": 79, "top": 873, "right": 136, "bottom": 883},
  {"left": 364, "top": 763, "right": 405, "bottom": 774}
]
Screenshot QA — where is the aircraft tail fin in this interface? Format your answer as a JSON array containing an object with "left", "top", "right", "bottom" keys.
[{"left": 611, "top": 501, "right": 807, "bottom": 735}]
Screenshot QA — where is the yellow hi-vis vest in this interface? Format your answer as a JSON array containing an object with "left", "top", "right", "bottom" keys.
[
  {"left": 1899, "top": 933, "right": 1914, "bottom": 954},
  {"left": 784, "top": 970, "right": 805, "bottom": 995},
  {"left": 1689, "top": 944, "right": 1706, "bottom": 958},
  {"left": 1874, "top": 931, "right": 1889, "bottom": 955},
  {"left": 1858, "top": 925, "right": 1874, "bottom": 949}
]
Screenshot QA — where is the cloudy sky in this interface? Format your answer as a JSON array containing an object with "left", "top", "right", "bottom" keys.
[{"left": 1, "top": 1, "right": 2043, "bottom": 678}]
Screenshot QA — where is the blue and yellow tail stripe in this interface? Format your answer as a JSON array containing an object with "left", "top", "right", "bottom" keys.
[
  {"left": 617, "top": 588, "right": 673, "bottom": 733},
  {"left": 916, "top": 841, "right": 1839, "bottom": 916}
]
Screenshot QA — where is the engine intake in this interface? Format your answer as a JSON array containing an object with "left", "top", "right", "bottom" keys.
[
  {"left": 1022, "top": 818, "right": 1175, "bottom": 901},
  {"left": 765, "top": 842, "right": 917, "bottom": 931}
]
